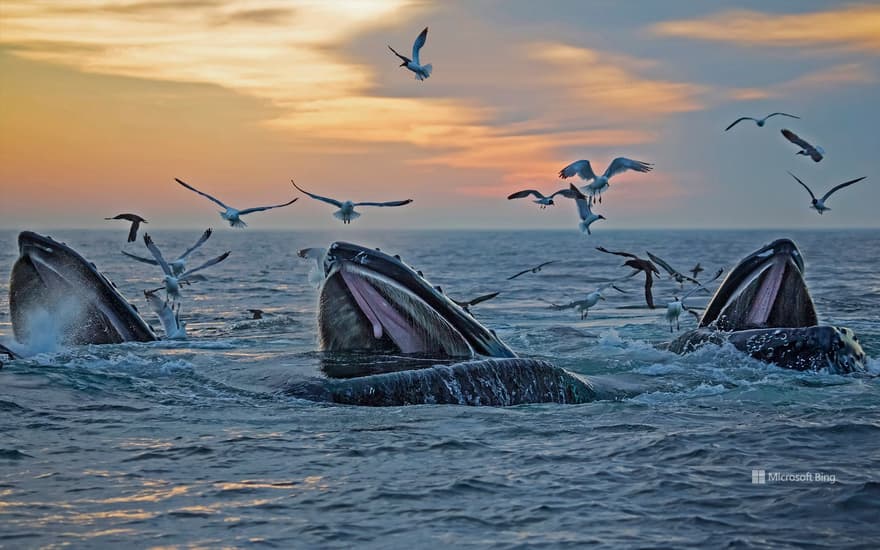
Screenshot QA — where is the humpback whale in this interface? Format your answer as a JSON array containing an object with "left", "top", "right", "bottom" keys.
[
  {"left": 669, "top": 239, "right": 866, "bottom": 373},
  {"left": 289, "top": 241, "right": 603, "bottom": 406},
  {"left": 9, "top": 232, "right": 158, "bottom": 347}
]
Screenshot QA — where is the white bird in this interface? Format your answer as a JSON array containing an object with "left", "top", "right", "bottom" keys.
[
  {"left": 507, "top": 188, "right": 576, "bottom": 209},
  {"left": 558, "top": 157, "right": 653, "bottom": 204},
  {"left": 175, "top": 178, "right": 297, "bottom": 228},
  {"left": 143, "top": 233, "right": 230, "bottom": 301},
  {"left": 298, "top": 247, "right": 328, "bottom": 287},
  {"left": 568, "top": 184, "right": 605, "bottom": 235},
  {"left": 725, "top": 112, "right": 799, "bottom": 131},
  {"left": 122, "top": 228, "right": 213, "bottom": 276},
  {"left": 388, "top": 27, "right": 432, "bottom": 81},
  {"left": 788, "top": 172, "right": 867, "bottom": 215},
  {"left": 665, "top": 269, "right": 723, "bottom": 332},
  {"left": 545, "top": 281, "right": 625, "bottom": 320},
  {"left": 292, "top": 181, "right": 412, "bottom": 224},
  {"left": 143, "top": 289, "right": 187, "bottom": 340},
  {"left": 781, "top": 129, "right": 825, "bottom": 162}
]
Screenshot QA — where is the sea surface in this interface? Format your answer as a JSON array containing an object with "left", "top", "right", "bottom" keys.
[{"left": 1, "top": 228, "right": 878, "bottom": 548}]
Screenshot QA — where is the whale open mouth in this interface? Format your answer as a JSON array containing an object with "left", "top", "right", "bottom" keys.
[
  {"left": 312, "top": 242, "right": 515, "bottom": 358},
  {"left": 699, "top": 239, "right": 818, "bottom": 331}
]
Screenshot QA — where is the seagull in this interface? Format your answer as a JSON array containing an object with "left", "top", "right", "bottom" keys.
[
  {"left": 781, "top": 129, "right": 824, "bottom": 162},
  {"left": 452, "top": 291, "right": 500, "bottom": 314},
  {"left": 788, "top": 172, "right": 867, "bottom": 215},
  {"left": 507, "top": 188, "right": 576, "bottom": 209},
  {"left": 122, "top": 228, "right": 213, "bottom": 276},
  {"left": 105, "top": 213, "right": 147, "bottom": 243},
  {"left": 507, "top": 261, "right": 556, "bottom": 280},
  {"left": 568, "top": 184, "right": 605, "bottom": 235},
  {"left": 291, "top": 181, "right": 412, "bottom": 224},
  {"left": 646, "top": 251, "right": 704, "bottom": 289},
  {"left": 665, "top": 269, "right": 724, "bottom": 332},
  {"left": 725, "top": 112, "right": 799, "bottom": 131},
  {"left": 247, "top": 309, "right": 264, "bottom": 320},
  {"left": 175, "top": 178, "right": 297, "bottom": 228},
  {"left": 558, "top": 157, "right": 653, "bottom": 204},
  {"left": 388, "top": 27, "right": 432, "bottom": 81},
  {"left": 596, "top": 246, "right": 660, "bottom": 309},
  {"left": 143, "top": 289, "right": 187, "bottom": 340},
  {"left": 544, "top": 282, "right": 625, "bottom": 320},
  {"left": 298, "top": 247, "right": 329, "bottom": 287},
  {"left": 143, "top": 233, "right": 230, "bottom": 301},
  {"left": 690, "top": 263, "right": 704, "bottom": 280}
]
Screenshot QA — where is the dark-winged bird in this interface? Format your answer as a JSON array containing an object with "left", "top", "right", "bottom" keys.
[
  {"left": 507, "top": 261, "right": 557, "bottom": 280},
  {"left": 388, "top": 27, "right": 432, "bottom": 81},
  {"left": 105, "top": 213, "right": 147, "bottom": 243},
  {"left": 781, "top": 129, "right": 824, "bottom": 162},
  {"left": 452, "top": 292, "right": 500, "bottom": 314},
  {"left": 787, "top": 172, "right": 867, "bottom": 215},
  {"left": 725, "top": 112, "right": 799, "bottom": 131},
  {"left": 596, "top": 246, "right": 660, "bottom": 309}
]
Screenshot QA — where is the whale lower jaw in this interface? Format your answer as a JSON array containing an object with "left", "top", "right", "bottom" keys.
[
  {"left": 669, "top": 326, "right": 867, "bottom": 374},
  {"left": 285, "top": 358, "right": 602, "bottom": 406}
]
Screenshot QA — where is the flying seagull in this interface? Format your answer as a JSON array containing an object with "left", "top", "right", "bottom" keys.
[
  {"left": 507, "top": 260, "right": 557, "bottom": 280},
  {"left": 143, "top": 233, "right": 230, "bottom": 301},
  {"left": 646, "top": 251, "right": 704, "bottom": 288},
  {"left": 558, "top": 157, "right": 653, "bottom": 204},
  {"left": 298, "top": 247, "right": 329, "bottom": 287},
  {"left": 122, "top": 228, "right": 213, "bottom": 276},
  {"left": 388, "top": 27, "right": 432, "bottom": 81},
  {"left": 781, "top": 129, "right": 824, "bottom": 162},
  {"left": 452, "top": 291, "right": 500, "bottom": 314},
  {"left": 725, "top": 112, "right": 799, "bottom": 131},
  {"left": 105, "top": 213, "right": 147, "bottom": 243},
  {"left": 291, "top": 180, "right": 412, "bottom": 224},
  {"left": 596, "top": 246, "right": 660, "bottom": 309},
  {"left": 544, "top": 281, "right": 625, "bottom": 320},
  {"left": 569, "top": 184, "right": 606, "bottom": 235},
  {"left": 175, "top": 178, "right": 297, "bottom": 228},
  {"left": 507, "top": 188, "right": 576, "bottom": 209},
  {"left": 143, "top": 289, "right": 187, "bottom": 340},
  {"left": 690, "top": 263, "right": 704, "bottom": 280},
  {"left": 788, "top": 172, "right": 867, "bottom": 215}
]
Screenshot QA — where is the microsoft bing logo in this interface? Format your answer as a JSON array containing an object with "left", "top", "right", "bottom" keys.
[{"left": 752, "top": 469, "right": 766, "bottom": 484}]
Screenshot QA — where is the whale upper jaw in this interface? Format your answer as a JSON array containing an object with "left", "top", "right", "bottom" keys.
[
  {"left": 312, "top": 241, "right": 515, "bottom": 359},
  {"left": 10, "top": 231, "right": 157, "bottom": 346},
  {"left": 699, "top": 238, "right": 817, "bottom": 331}
]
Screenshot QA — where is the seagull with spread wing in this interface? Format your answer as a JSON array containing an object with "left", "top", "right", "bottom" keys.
[
  {"left": 568, "top": 184, "right": 606, "bottom": 235},
  {"left": 558, "top": 157, "right": 653, "bottom": 204},
  {"left": 507, "top": 188, "right": 576, "bottom": 209},
  {"left": 122, "top": 228, "right": 213, "bottom": 276},
  {"left": 507, "top": 261, "right": 556, "bottom": 280},
  {"left": 725, "top": 112, "right": 799, "bottom": 131},
  {"left": 596, "top": 246, "right": 660, "bottom": 309},
  {"left": 175, "top": 178, "right": 297, "bottom": 228},
  {"left": 788, "top": 172, "right": 867, "bottom": 215},
  {"left": 781, "top": 129, "right": 825, "bottom": 162},
  {"left": 144, "top": 289, "right": 187, "bottom": 340},
  {"left": 452, "top": 291, "right": 500, "bottom": 315},
  {"left": 388, "top": 27, "right": 432, "bottom": 81},
  {"left": 105, "top": 213, "right": 147, "bottom": 243},
  {"left": 143, "top": 233, "right": 230, "bottom": 302},
  {"left": 291, "top": 181, "right": 412, "bottom": 224}
]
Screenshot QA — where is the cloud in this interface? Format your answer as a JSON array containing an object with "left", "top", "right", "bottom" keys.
[
  {"left": 652, "top": 5, "right": 880, "bottom": 53},
  {"left": 725, "top": 63, "right": 876, "bottom": 101}
]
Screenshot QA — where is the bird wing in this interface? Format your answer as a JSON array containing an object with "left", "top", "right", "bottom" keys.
[
  {"left": 352, "top": 199, "right": 413, "bottom": 208},
  {"left": 411, "top": 27, "right": 428, "bottom": 64},
  {"left": 535, "top": 260, "right": 556, "bottom": 270},
  {"left": 507, "top": 189, "right": 544, "bottom": 200},
  {"left": 567, "top": 184, "right": 592, "bottom": 219},
  {"left": 238, "top": 198, "right": 298, "bottom": 215},
  {"left": 766, "top": 112, "right": 800, "bottom": 121},
  {"left": 644, "top": 271, "right": 655, "bottom": 309},
  {"left": 291, "top": 180, "right": 342, "bottom": 207},
  {"left": 781, "top": 129, "right": 811, "bottom": 149},
  {"left": 121, "top": 250, "right": 159, "bottom": 266},
  {"left": 143, "top": 234, "right": 173, "bottom": 276},
  {"left": 464, "top": 291, "right": 500, "bottom": 307},
  {"left": 506, "top": 268, "right": 531, "bottom": 280},
  {"left": 387, "top": 45, "right": 411, "bottom": 63},
  {"left": 549, "top": 188, "right": 578, "bottom": 199},
  {"left": 181, "top": 251, "right": 231, "bottom": 279},
  {"left": 787, "top": 171, "right": 816, "bottom": 201},
  {"left": 645, "top": 251, "right": 679, "bottom": 278},
  {"left": 724, "top": 117, "right": 755, "bottom": 131},
  {"left": 177, "top": 228, "right": 212, "bottom": 261},
  {"left": 558, "top": 160, "right": 596, "bottom": 180},
  {"left": 175, "top": 178, "right": 230, "bottom": 209},
  {"left": 541, "top": 298, "right": 576, "bottom": 311},
  {"left": 107, "top": 213, "right": 145, "bottom": 222},
  {"left": 603, "top": 157, "right": 653, "bottom": 179},
  {"left": 595, "top": 246, "right": 638, "bottom": 260},
  {"left": 821, "top": 177, "right": 867, "bottom": 202},
  {"left": 127, "top": 220, "right": 141, "bottom": 243}
]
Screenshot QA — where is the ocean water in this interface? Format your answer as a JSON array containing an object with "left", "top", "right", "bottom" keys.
[{"left": 1, "top": 228, "right": 878, "bottom": 548}]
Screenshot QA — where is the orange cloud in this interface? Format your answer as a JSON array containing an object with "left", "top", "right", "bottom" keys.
[
  {"left": 725, "top": 63, "right": 876, "bottom": 101},
  {"left": 652, "top": 5, "right": 880, "bottom": 52}
]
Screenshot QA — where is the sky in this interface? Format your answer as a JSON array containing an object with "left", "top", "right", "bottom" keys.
[{"left": 0, "top": 0, "right": 878, "bottom": 230}]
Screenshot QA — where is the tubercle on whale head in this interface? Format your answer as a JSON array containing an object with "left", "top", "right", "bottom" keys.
[{"left": 308, "top": 241, "right": 516, "bottom": 359}]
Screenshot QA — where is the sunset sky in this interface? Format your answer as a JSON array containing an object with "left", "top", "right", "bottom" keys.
[{"left": 1, "top": 0, "right": 878, "bottom": 230}]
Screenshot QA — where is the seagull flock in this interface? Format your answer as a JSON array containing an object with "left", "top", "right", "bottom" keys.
[{"left": 94, "top": 27, "right": 870, "bottom": 340}]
